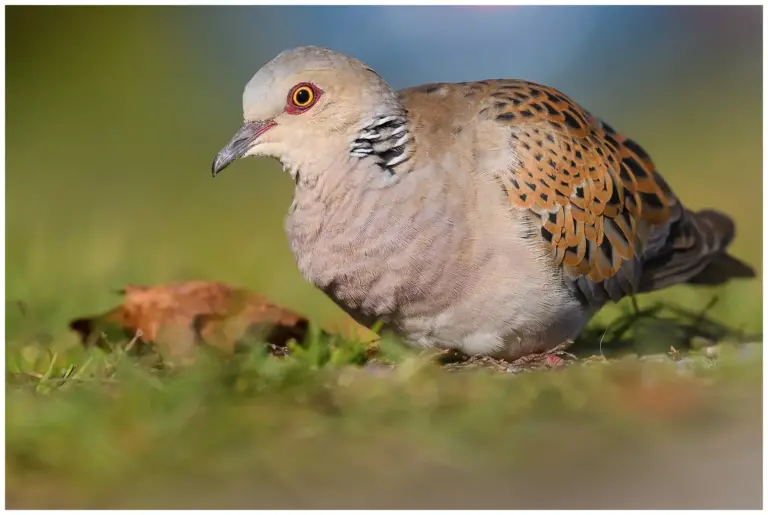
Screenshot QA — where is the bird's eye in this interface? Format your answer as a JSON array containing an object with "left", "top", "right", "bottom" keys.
[
  {"left": 288, "top": 83, "right": 319, "bottom": 112},
  {"left": 285, "top": 83, "right": 322, "bottom": 114},
  {"left": 293, "top": 86, "right": 313, "bottom": 106}
]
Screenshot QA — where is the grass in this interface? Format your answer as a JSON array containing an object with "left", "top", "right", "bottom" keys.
[{"left": 5, "top": 303, "right": 764, "bottom": 509}]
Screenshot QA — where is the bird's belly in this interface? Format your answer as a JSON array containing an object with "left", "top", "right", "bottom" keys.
[{"left": 395, "top": 288, "right": 592, "bottom": 359}]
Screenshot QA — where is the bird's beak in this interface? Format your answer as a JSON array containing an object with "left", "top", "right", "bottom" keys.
[{"left": 211, "top": 120, "right": 276, "bottom": 177}]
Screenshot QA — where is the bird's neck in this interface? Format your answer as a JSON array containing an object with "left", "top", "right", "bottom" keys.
[
  {"left": 284, "top": 110, "right": 426, "bottom": 266},
  {"left": 349, "top": 113, "right": 414, "bottom": 175},
  {"left": 285, "top": 111, "right": 415, "bottom": 200}
]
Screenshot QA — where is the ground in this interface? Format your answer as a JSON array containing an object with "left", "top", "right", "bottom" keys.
[{"left": 5, "top": 302, "right": 763, "bottom": 509}]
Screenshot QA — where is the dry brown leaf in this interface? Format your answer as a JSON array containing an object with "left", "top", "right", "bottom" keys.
[{"left": 69, "top": 280, "right": 329, "bottom": 363}]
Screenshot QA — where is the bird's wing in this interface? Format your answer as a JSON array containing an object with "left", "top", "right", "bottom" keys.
[
  {"left": 489, "top": 80, "right": 688, "bottom": 302},
  {"left": 403, "top": 79, "right": 683, "bottom": 303},
  {"left": 399, "top": 79, "right": 750, "bottom": 304}
]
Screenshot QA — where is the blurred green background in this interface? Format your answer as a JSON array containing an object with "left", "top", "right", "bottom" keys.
[
  {"left": 6, "top": 5, "right": 762, "bottom": 344},
  {"left": 4, "top": 7, "right": 763, "bottom": 509}
]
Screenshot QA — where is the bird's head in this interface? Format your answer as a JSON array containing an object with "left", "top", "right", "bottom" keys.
[{"left": 212, "top": 46, "right": 407, "bottom": 180}]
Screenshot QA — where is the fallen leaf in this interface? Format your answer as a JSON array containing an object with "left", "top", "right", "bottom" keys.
[{"left": 69, "top": 280, "right": 328, "bottom": 362}]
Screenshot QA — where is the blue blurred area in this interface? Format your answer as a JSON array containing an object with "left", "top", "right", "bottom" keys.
[{"left": 195, "top": 6, "right": 760, "bottom": 115}]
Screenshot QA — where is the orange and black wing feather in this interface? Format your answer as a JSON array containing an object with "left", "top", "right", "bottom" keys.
[{"left": 484, "top": 80, "right": 680, "bottom": 297}]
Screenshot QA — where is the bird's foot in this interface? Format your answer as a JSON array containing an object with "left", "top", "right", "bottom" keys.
[
  {"left": 508, "top": 340, "right": 577, "bottom": 370},
  {"left": 434, "top": 348, "right": 469, "bottom": 365}
]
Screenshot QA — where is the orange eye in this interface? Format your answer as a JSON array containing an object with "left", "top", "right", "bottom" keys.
[
  {"left": 286, "top": 83, "right": 321, "bottom": 114},
  {"left": 291, "top": 85, "right": 314, "bottom": 107}
]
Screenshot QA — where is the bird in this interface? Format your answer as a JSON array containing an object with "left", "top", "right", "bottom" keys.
[{"left": 211, "top": 46, "right": 755, "bottom": 362}]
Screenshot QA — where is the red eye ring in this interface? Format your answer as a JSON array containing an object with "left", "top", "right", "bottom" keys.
[{"left": 286, "top": 82, "right": 322, "bottom": 114}]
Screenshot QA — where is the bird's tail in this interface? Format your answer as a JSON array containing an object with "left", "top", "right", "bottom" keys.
[{"left": 639, "top": 209, "right": 756, "bottom": 292}]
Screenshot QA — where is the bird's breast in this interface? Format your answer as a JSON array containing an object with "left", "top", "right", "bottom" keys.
[{"left": 284, "top": 177, "right": 475, "bottom": 328}]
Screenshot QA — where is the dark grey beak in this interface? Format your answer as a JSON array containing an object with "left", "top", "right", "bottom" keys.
[{"left": 211, "top": 120, "right": 276, "bottom": 177}]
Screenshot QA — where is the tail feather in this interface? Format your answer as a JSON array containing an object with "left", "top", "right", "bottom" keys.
[
  {"left": 686, "top": 252, "right": 757, "bottom": 286},
  {"left": 639, "top": 209, "right": 755, "bottom": 292}
]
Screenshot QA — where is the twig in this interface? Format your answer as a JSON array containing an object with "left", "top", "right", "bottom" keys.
[
  {"left": 14, "top": 370, "right": 119, "bottom": 385},
  {"left": 598, "top": 326, "right": 609, "bottom": 359},
  {"left": 124, "top": 329, "right": 143, "bottom": 352}
]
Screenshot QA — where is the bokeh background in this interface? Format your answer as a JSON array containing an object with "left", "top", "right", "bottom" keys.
[
  {"left": 5, "top": 6, "right": 763, "bottom": 509},
  {"left": 6, "top": 5, "right": 762, "bottom": 344}
]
